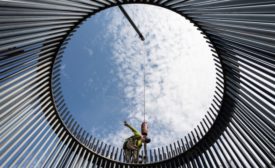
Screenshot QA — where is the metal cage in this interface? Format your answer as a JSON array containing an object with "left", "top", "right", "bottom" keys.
[{"left": 1, "top": 0, "right": 274, "bottom": 167}]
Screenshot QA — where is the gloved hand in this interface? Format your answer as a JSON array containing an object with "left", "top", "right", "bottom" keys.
[{"left": 124, "top": 121, "right": 128, "bottom": 126}]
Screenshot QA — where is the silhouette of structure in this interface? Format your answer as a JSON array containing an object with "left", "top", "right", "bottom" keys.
[{"left": 1, "top": 0, "right": 274, "bottom": 167}]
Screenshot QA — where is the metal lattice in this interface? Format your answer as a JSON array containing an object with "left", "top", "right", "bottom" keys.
[{"left": 1, "top": 0, "right": 274, "bottom": 168}]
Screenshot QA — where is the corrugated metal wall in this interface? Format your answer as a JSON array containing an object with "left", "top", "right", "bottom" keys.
[{"left": 1, "top": 0, "right": 274, "bottom": 167}]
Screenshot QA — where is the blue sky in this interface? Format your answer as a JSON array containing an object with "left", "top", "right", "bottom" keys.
[
  {"left": 60, "top": 4, "right": 217, "bottom": 148},
  {"left": 60, "top": 10, "right": 128, "bottom": 137}
]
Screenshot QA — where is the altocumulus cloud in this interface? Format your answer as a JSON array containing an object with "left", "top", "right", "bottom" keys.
[{"left": 101, "top": 5, "right": 217, "bottom": 149}]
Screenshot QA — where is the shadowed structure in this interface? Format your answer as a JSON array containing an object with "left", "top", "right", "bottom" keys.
[{"left": 0, "top": 0, "right": 274, "bottom": 167}]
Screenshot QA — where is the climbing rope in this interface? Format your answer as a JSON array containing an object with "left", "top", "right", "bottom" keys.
[
  {"left": 141, "top": 40, "right": 148, "bottom": 136},
  {"left": 143, "top": 40, "right": 146, "bottom": 123},
  {"left": 141, "top": 39, "right": 149, "bottom": 163}
]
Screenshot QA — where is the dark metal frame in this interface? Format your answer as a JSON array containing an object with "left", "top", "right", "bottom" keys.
[{"left": 1, "top": 0, "right": 274, "bottom": 167}]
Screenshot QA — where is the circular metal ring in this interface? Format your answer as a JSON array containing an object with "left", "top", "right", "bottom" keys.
[{"left": 1, "top": 1, "right": 274, "bottom": 167}]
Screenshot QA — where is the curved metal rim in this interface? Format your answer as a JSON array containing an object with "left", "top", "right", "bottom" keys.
[
  {"left": 1, "top": 0, "right": 274, "bottom": 167},
  {"left": 50, "top": 2, "right": 225, "bottom": 165}
]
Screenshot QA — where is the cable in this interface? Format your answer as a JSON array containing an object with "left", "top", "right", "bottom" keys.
[
  {"left": 143, "top": 40, "right": 146, "bottom": 122},
  {"left": 142, "top": 42, "right": 148, "bottom": 163}
]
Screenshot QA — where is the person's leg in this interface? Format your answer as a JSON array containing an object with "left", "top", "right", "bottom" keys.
[
  {"left": 132, "top": 150, "right": 139, "bottom": 163},
  {"left": 124, "top": 149, "right": 131, "bottom": 163}
]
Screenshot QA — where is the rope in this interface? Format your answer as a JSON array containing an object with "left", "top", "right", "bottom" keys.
[
  {"left": 142, "top": 40, "right": 146, "bottom": 122},
  {"left": 142, "top": 40, "right": 148, "bottom": 163}
]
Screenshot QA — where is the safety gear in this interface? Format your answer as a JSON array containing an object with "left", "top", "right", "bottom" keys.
[{"left": 141, "top": 122, "right": 148, "bottom": 136}]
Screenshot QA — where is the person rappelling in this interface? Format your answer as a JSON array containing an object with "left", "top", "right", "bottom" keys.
[{"left": 123, "top": 121, "right": 150, "bottom": 163}]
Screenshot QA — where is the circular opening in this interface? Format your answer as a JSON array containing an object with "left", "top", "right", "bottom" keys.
[{"left": 52, "top": 4, "right": 223, "bottom": 149}]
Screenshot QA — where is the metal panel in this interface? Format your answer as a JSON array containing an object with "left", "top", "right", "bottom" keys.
[{"left": 0, "top": 0, "right": 274, "bottom": 167}]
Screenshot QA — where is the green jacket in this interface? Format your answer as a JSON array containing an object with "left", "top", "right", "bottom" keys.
[{"left": 125, "top": 124, "right": 143, "bottom": 150}]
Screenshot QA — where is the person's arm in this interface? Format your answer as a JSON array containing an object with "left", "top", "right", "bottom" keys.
[{"left": 124, "top": 121, "right": 141, "bottom": 137}]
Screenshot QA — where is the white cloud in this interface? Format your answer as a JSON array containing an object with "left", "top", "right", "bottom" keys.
[
  {"left": 60, "top": 63, "right": 70, "bottom": 79},
  {"left": 101, "top": 5, "right": 218, "bottom": 149},
  {"left": 84, "top": 46, "right": 94, "bottom": 57}
]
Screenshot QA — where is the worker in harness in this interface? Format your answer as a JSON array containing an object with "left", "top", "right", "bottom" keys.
[{"left": 123, "top": 121, "right": 151, "bottom": 163}]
